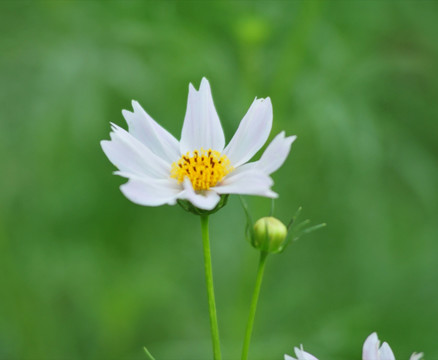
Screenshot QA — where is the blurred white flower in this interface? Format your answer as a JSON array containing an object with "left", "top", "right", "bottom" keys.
[
  {"left": 363, "top": 332, "right": 423, "bottom": 360},
  {"left": 102, "top": 77, "right": 296, "bottom": 210},
  {"left": 284, "top": 333, "right": 423, "bottom": 360},
  {"left": 285, "top": 345, "right": 319, "bottom": 360}
]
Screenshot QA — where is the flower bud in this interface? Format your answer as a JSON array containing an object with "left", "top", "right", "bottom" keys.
[{"left": 253, "top": 216, "right": 288, "bottom": 253}]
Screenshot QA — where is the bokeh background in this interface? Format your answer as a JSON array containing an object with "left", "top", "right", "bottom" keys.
[{"left": 1, "top": 1, "right": 437, "bottom": 359}]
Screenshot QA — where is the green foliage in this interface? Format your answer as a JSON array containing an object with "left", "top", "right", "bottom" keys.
[{"left": 1, "top": 1, "right": 438, "bottom": 359}]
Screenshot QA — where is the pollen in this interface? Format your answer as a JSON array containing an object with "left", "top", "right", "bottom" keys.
[{"left": 171, "top": 148, "right": 233, "bottom": 191}]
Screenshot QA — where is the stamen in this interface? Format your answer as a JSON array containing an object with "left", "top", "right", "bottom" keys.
[{"left": 171, "top": 148, "right": 233, "bottom": 191}]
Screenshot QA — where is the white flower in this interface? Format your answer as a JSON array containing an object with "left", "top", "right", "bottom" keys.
[
  {"left": 284, "top": 333, "right": 423, "bottom": 360},
  {"left": 285, "top": 345, "right": 319, "bottom": 360},
  {"left": 101, "top": 78, "right": 296, "bottom": 210},
  {"left": 362, "top": 332, "right": 423, "bottom": 360}
]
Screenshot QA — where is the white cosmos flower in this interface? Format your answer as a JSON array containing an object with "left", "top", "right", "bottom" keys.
[
  {"left": 284, "top": 333, "right": 423, "bottom": 360},
  {"left": 101, "top": 78, "right": 296, "bottom": 211},
  {"left": 362, "top": 332, "right": 423, "bottom": 360},
  {"left": 285, "top": 345, "right": 319, "bottom": 360}
]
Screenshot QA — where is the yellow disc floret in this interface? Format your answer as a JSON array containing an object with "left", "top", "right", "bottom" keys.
[{"left": 171, "top": 149, "right": 233, "bottom": 191}]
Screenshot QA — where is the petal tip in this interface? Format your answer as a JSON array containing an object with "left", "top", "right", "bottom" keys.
[
  {"left": 288, "top": 135, "right": 298, "bottom": 144},
  {"left": 259, "top": 96, "right": 272, "bottom": 107},
  {"left": 121, "top": 109, "right": 131, "bottom": 117},
  {"left": 268, "top": 191, "right": 279, "bottom": 198},
  {"left": 199, "top": 77, "right": 212, "bottom": 94},
  {"left": 200, "top": 77, "right": 210, "bottom": 86},
  {"left": 109, "top": 121, "right": 120, "bottom": 130},
  {"left": 100, "top": 139, "right": 109, "bottom": 150},
  {"left": 131, "top": 100, "right": 144, "bottom": 113},
  {"left": 188, "top": 82, "right": 197, "bottom": 92}
]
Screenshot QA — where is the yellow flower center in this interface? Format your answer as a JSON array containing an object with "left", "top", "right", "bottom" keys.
[{"left": 171, "top": 149, "right": 233, "bottom": 191}]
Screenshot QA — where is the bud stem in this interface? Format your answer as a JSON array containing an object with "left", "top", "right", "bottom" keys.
[
  {"left": 200, "top": 215, "right": 222, "bottom": 360},
  {"left": 241, "top": 251, "right": 269, "bottom": 360}
]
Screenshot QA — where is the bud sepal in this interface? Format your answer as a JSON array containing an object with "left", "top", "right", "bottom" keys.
[{"left": 177, "top": 194, "right": 229, "bottom": 216}]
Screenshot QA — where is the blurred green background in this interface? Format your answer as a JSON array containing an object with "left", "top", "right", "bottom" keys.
[{"left": 1, "top": 1, "right": 438, "bottom": 359}]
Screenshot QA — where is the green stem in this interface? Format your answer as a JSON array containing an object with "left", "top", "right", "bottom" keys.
[
  {"left": 200, "top": 215, "right": 222, "bottom": 360},
  {"left": 241, "top": 251, "right": 269, "bottom": 360}
]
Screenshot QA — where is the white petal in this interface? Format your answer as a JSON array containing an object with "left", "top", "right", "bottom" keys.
[
  {"left": 180, "top": 177, "right": 221, "bottom": 210},
  {"left": 294, "top": 346, "right": 319, "bottom": 360},
  {"left": 284, "top": 355, "right": 296, "bottom": 360},
  {"left": 363, "top": 333, "right": 380, "bottom": 360},
  {"left": 180, "top": 77, "right": 225, "bottom": 154},
  {"left": 101, "top": 124, "right": 171, "bottom": 179},
  {"left": 252, "top": 132, "right": 297, "bottom": 175},
  {"left": 410, "top": 352, "right": 424, "bottom": 360},
  {"left": 212, "top": 169, "right": 277, "bottom": 198},
  {"left": 120, "top": 177, "right": 182, "bottom": 206},
  {"left": 379, "top": 342, "right": 395, "bottom": 360},
  {"left": 223, "top": 97, "right": 273, "bottom": 167},
  {"left": 122, "top": 100, "right": 180, "bottom": 163}
]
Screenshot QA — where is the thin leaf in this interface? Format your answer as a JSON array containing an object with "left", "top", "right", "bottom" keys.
[
  {"left": 143, "top": 346, "right": 157, "bottom": 360},
  {"left": 287, "top": 206, "right": 302, "bottom": 230},
  {"left": 291, "top": 219, "right": 311, "bottom": 234},
  {"left": 280, "top": 207, "right": 326, "bottom": 252},
  {"left": 299, "top": 222, "right": 327, "bottom": 236}
]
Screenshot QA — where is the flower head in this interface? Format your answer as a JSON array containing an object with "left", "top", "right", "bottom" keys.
[
  {"left": 284, "top": 333, "right": 423, "bottom": 360},
  {"left": 363, "top": 332, "right": 423, "bottom": 360},
  {"left": 285, "top": 345, "right": 319, "bottom": 360},
  {"left": 101, "top": 78, "right": 296, "bottom": 211}
]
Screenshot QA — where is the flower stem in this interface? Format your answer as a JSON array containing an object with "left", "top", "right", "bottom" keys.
[
  {"left": 200, "top": 215, "right": 222, "bottom": 360},
  {"left": 241, "top": 251, "right": 269, "bottom": 360}
]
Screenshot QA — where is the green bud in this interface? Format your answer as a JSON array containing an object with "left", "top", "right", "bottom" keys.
[{"left": 253, "top": 217, "right": 288, "bottom": 253}]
